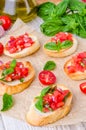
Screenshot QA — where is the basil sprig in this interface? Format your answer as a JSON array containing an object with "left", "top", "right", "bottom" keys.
[
  {"left": 43, "top": 61, "right": 56, "bottom": 71},
  {"left": 35, "top": 86, "right": 51, "bottom": 112},
  {"left": 44, "top": 40, "right": 73, "bottom": 51},
  {"left": 1, "top": 93, "right": 13, "bottom": 111},
  {"left": 1, "top": 59, "right": 17, "bottom": 81}
]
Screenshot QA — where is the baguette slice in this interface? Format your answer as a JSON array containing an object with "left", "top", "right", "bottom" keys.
[
  {"left": 4, "top": 34, "right": 40, "bottom": 58},
  {"left": 64, "top": 59, "right": 86, "bottom": 80},
  {"left": 26, "top": 84, "right": 72, "bottom": 126},
  {"left": 43, "top": 37, "right": 78, "bottom": 58},
  {"left": 0, "top": 61, "right": 35, "bottom": 95}
]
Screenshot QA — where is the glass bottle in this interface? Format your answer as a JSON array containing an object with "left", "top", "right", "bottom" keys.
[{"left": 0, "top": 0, "right": 37, "bottom": 22}]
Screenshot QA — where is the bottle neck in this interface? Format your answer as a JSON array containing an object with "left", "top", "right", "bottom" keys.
[{"left": 3, "top": 0, "right": 16, "bottom": 15}]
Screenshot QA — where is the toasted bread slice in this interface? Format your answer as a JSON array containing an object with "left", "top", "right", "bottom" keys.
[
  {"left": 4, "top": 34, "right": 40, "bottom": 58},
  {"left": 64, "top": 59, "right": 86, "bottom": 80},
  {"left": 26, "top": 84, "right": 72, "bottom": 126},
  {"left": 0, "top": 61, "right": 35, "bottom": 95},
  {"left": 43, "top": 37, "right": 78, "bottom": 57}
]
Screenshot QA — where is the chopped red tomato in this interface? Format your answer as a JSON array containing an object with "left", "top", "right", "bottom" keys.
[
  {"left": 43, "top": 88, "right": 70, "bottom": 112},
  {"left": 80, "top": 82, "right": 86, "bottom": 94},
  {"left": 39, "top": 70, "right": 56, "bottom": 85},
  {"left": 6, "top": 33, "right": 34, "bottom": 54},
  {"left": 0, "top": 43, "right": 4, "bottom": 55},
  {"left": 1, "top": 61, "right": 29, "bottom": 81},
  {"left": 51, "top": 32, "right": 73, "bottom": 43},
  {"left": 67, "top": 52, "right": 86, "bottom": 73}
]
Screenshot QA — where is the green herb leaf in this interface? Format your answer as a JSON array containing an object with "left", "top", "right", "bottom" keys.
[
  {"left": 35, "top": 97, "right": 43, "bottom": 112},
  {"left": 20, "top": 78, "right": 24, "bottom": 82},
  {"left": 10, "top": 59, "right": 16, "bottom": 68},
  {"left": 43, "top": 61, "right": 56, "bottom": 70},
  {"left": 1, "top": 93, "right": 13, "bottom": 111},
  {"left": 41, "top": 86, "right": 51, "bottom": 97},
  {"left": 56, "top": 0, "right": 70, "bottom": 16},
  {"left": 35, "top": 86, "right": 51, "bottom": 112},
  {"left": 40, "top": 20, "right": 63, "bottom": 36},
  {"left": 61, "top": 40, "right": 73, "bottom": 49},
  {"left": 44, "top": 42, "right": 58, "bottom": 50},
  {"left": 2, "top": 68, "right": 14, "bottom": 76},
  {"left": 37, "top": 2, "right": 56, "bottom": 21}
]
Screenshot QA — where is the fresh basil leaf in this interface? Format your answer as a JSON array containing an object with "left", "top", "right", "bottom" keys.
[
  {"left": 44, "top": 42, "right": 58, "bottom": 50},
  {"left": 35, "top": 97, "right": 43, "bottom": 112},
  {"left": 56, "top": 0, "right": 70, "bottom": 16},
  {"left": 10, "top": 59, "right": 16, "bottom": 68},
  {"left": 20, "top": 78, "right": 24, "bottom": 82},
  {"left": 41, "top": 86, "right": 51, "bottom": 97},
  {"left": 1, "top": 93, "right": 13, "bottom": 111},
  {"left": 37, "top": 2, "right": 56, "bottom": 21},
  {"left": 2, "top": 68, "right": 14, "bottom": 76},
  {"left": 43, "top": 61, "right": 56, "bottom": 70},
  {"left": 61, "top": 40, "right": 73, "bottom": 49}
]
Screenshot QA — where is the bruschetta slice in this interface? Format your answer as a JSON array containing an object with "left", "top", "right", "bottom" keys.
[
  {"left": 43, "top": 32, "right": 78, "bottom": 57},
  {"left": 64, "top": 52, "right": 86, "bottom": 80},
  {"left": 0, "top": 59, "right": 35, "bottom": 95},
  {"left": 26, "top": 84, "right": 72, "bottom": 126},
  {"left": 4, "top": 33, "right": 40, "bottom": 58}
]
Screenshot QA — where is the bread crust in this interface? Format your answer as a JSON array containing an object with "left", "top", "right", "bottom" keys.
[
  {"left": 64, "top": 59, "right": 86, "bottom": 80},
  {"left": 43, "top": 37, "right": 78, "bottom": 57},
  {"left": 0, "top": 61, "right": 35, "bottom": 95},
  {"left": 26, "top": 84, "right": 72, "bottom": 126},
  {"left": 4, "top": 34, "right": 40, "bottom": 58}
]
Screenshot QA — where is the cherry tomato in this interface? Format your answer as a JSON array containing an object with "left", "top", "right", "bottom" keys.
[
  {"left": 0, "top": 15, "right": 11, "bottom": 30},
  {"left": 82, "top": 0, "right": 86, "bottom": 2},
  {"left": 80, "top": 82, "right": 86, "bottom": 94},
  {"left": 39, "top": 70, "right": 56, "bottom": 85},
  {"left": 0, "top": 43, "right": 4, "bottom": 55}
]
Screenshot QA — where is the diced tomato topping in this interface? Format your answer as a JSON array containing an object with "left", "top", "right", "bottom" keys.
[
  {"left": 1, "top": 61, "right": 29, "bottom": 81},
  {"left": 43, "top": 88, "right": 70, "bottom": 112},
  {"left": 6, "top": 33, "right": 34, "bottom": 54},
  {"left": 51, "top": 32, "right": 73, "bottom": 43},
  {"left": 67, "top": 52, "right": 86, "bottom": 73},
  {"left": 0, "top": 43, "right": 4, "bottom": 55}
]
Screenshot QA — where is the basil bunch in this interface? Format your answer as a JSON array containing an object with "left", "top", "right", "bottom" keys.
[{"left": 37, "top": 0, "right": 86, "bottom": 38}]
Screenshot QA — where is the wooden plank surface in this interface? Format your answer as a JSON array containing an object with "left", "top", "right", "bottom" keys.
[{"left": 0, "top": 114, "right": 86, "bottom": 130}]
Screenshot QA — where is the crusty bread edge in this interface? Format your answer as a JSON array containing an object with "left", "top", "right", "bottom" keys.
[
  {"left": 26, "top": 84, "right": 72, "bottom": 126},
  {"left": 4, "top": 34, "right": 40, "bottom": 58},
  {"left": 43, "top": 37, "right": 78, "bottom": 57},
  {"left": 64, "top": 59, "right": 86, "bottom": 80},
  {"left": 0, "top": 61, "right": 35, "bottom": 95}
]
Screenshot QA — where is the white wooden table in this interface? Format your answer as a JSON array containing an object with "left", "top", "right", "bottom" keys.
[
  {"left": 0, "top": 17, "right": 86, "bottom": 130},
  {"left": 0, "top": 114, "right": 86, "bottom": 130}
]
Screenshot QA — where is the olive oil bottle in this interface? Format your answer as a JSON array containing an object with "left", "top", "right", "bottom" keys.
[{"left": 0, "top": 0, "right": 37, "bottom": 22}]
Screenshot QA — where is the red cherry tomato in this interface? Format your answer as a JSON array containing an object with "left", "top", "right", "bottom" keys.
[
  {"left": 39, "top": 70, "right": 56, "bottom": 85},
  {"left": 82, "top": 0, "right": 86, "bottom": 2},
  {"left": 0, "top": 15, "right": 11, "bottom": 30},
  {"left": 80, "top": 82, "right": 86, "bottom": 94},
  {"left": 0, "top": 43, "right": 4, "bottom": 55}
]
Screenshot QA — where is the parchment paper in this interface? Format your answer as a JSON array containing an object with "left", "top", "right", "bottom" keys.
[{"left": 0, "top": 18, "right": 86, "bottom": 127}]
